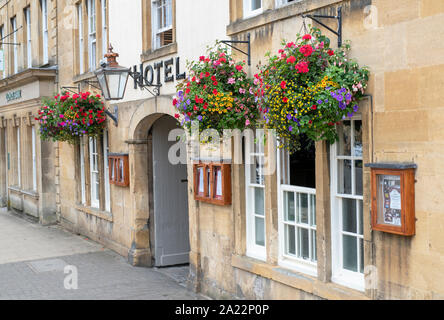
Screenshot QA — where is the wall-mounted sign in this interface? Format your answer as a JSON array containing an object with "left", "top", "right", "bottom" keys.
[
  {"left": 132, "top": 57, "right": 186, "bottom": 89},
  {"left": 366, "top": 163, "right": 417, "bottom": 236},
  {"left": 6, "top": 90, "right": 22, "bottom": 102},
  {"left": 108, "top": 153, "right": 129, "bottom": 187},
  {"left": 0, "top": 50, "right": 4, "bottom": 72}
]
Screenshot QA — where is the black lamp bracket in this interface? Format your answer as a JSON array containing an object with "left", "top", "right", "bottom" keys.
[
  {"left": 104, "top": 105, "right": 118, "bottom": 126},
  {"left": 221, "top": 33, "right": 251, "bottom": 66},
  {"left": 302, "top": 7, "right": 342, "bottom": 47},
  {"left": 129, "top": 71, "right": 161, "bottom": 97}
]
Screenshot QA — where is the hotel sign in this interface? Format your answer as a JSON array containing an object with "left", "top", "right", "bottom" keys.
[{"left": 6, "top": 90, "right": 22, "bottom": 102}]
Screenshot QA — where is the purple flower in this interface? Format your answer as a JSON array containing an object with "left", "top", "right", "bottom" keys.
[
  {"left": 197, "top": 115, "right": 203, "bottom": 121},
  {"left": 345, "top": 93, "right": 352, "bottom": 101},
  {"left": 289, "top": 126, "right": 293, "bottom": 132},
  {"left": 339, "top": 102, "right": 347, "bottom": 110},
  {"left": 186, "top": 99, "right": 191, "bottom": 105},
  {"left": 317, "top": 99, "right": 323, "bottom": 104},
  {"left": 336, "top": 95, "right": 343, "bottom": 102},
  {"left": 287, "top": 114, "right": 292, "bottom": 120},
  {"left": 348, "top": 112, "right": 354, "bottom": 118},
  {"left": 339, "top": 88, "right": 346, "bottom": 94},
  {"left": 353, "top": 105, "right": 359, "bottom": 112}
]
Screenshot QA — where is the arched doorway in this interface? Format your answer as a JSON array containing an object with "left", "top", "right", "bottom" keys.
[{"left": 149, "top": 115, "right": 189, "bottom": 266}]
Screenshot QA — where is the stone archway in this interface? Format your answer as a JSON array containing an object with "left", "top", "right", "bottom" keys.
[{"left": 126, "top": 96, "right": 187, "bottom": 267}]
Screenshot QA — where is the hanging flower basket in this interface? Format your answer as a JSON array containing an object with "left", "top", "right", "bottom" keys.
[
  {"left": 36, "top": 91, "right": 107, "bottom": 144},
  {"left": 174, "top": 43, "right": 262, "bottom": 138},
  {"left": 257, "top": 27, "right": 369, "bottom": 151}
]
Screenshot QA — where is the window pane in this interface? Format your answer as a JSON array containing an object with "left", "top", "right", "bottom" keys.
[
  {"left": 297, "top": 227, "right": 309, "bottom": 260},
  {"left": 343, "top": 235, "right": 358, "bottom": 272},
  {"left": 311, "top": 230, "right": 317, "bottom": 262},
  {"left": 255, "top": 217, "right": 265, "bottom": 246},
  {"left": 250, "top": 155, "right": 264, "bottom": 185},
  {"left": 342, "top": 198, "right": 357, "bottom": 233},
  {"left": 360, "top": 238, "right": 364, "bottom": 274},
  {"left": 355, "top": 160, "right": 363, "bottom": 195},
  {"left": 252, "top": 0, "right": 261, "bottom": 10},
  {"left": 285, "top": 224, "right": 295, "bottom": 255},
  {"left": 338, "top": 159, "right": 352, "bottom": 194},
  {"left": 358, "top": 200, "right": 363, "bottom": 235},
  {"left": 297, "top": 193, "right": 309, "bottom": 224},
  {"left": 310, "top": 194, "right": 316, "bottom": 226},
  {"left": 337, "top": 121, "right": 351, "bottom": 156},
  {"left": 254, "top": 187, "right": 264, "bottom": 216},
  {"left": 354, "top": 120, "right": 363, "bottom": 157},
  {"left": 284, "top": 191, "right": 295, "bottom": 222}
]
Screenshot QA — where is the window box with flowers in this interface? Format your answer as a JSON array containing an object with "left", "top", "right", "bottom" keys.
[
  {"left": 256, "top": 27, "right": 369, "bottom": 151},
  {"left": 36, "top": 92, "right": 107, "bottom": 144}
]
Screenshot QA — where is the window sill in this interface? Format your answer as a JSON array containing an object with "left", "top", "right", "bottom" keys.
[
  {"left": 140, "top": 42, "right": 178, "bottom": 63},
  {"left": 227, "top": 0, "right": 343, "bottom": 36},
  {"left": 232, "top": 254, "right": 369, "bottom": 300},
  {"left": 75, "top": 204, "right": 113, "bottom": 222},
  {"left": 73, "top": 71, "right": 96, "bottom": 83},
  {"left": 8, "top": 186, "right": 39, "bottom": 199}
]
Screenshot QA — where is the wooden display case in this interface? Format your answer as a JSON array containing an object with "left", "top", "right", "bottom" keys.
[
  {"left": 193, "top": 161, "right": 231, "bottom": 206},
  {"left": 366, "top": 163, "right": 417, "bottom": 236},
  {"left": 108, "top": 153, "right": 129, "bottom": 187}
]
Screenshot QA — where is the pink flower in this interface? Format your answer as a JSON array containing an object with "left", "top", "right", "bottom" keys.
[
  {"left": 227, "top": 78, "right": 236, "bottom": 84},
  {"left": 59, "top": 114, "right": 64, "bottom": 118},
  {"left": 286, "top": 56, "right": 296, "bottom": 64},
  {"left": 245, "top": 119, "right": 250, "bottom": 126},
  {"left": 239, "top": 88, "right": 246, "bottom": 94}
]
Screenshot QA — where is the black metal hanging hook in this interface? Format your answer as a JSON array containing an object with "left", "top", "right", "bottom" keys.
[{"left": 302, "top": 7, "right": 343, "bottom": 47}]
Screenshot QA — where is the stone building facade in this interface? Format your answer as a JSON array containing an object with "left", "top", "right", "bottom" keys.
[
  {"left": 184, "top": 0, "right": 444, "bottom": 300},
  {"left": 0, "top": 0, "right": 58, "bottom": 224},
  {"left": 4, "top": 0, "right": 444, "bottom": 301}
]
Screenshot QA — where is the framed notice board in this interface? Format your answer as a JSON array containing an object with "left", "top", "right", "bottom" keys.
[
  {"left": 366, "top": 163, "right": 417, "bottom": 236},
  {"left": 193, "top": 161, "right": 231, "bottom": 206}
]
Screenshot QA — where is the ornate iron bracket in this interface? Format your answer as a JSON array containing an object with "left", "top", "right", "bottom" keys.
[
  {"left": 302, "top": 7, "right": 342, "bottom": 47},
  {"left": 129, "top": 71, "right": 162, "bottom": 97},
  {"left": 221, "top": 33, "right": 251, "bottom": 66}
]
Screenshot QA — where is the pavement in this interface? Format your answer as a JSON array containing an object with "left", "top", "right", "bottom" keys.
[{"left": 0, "top": 208, "right": 202, "bottom": 300}]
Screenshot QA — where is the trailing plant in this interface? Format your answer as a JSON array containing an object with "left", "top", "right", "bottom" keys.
[
  {"left": 174, "top": 43, "right": 263, "bottom": 139},
  {"left": 256, "top": 27, "right": 369, "bottom": 151},
  {"left": 36, "top": 91, "right": 107, "bottom": 144}
]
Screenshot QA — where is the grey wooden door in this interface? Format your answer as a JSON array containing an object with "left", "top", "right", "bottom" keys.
[{"left": 152, "top": 116, "right": 190, "bottom": 266}]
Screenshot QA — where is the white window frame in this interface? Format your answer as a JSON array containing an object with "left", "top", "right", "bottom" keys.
[
  {"left": 80, "top": 137, "right": 86, "bottom": 204},
  {"left": 103, "top": 129, "right": 110, "bottom": 212},
  {"left": 101, "top": 0, "right": 107, "bottom": 56},
  {"left": 243, "top": 0, "right": 263, "bottom": 18},
  {"left": 275, "top": 0, "right": 299, "bottom": 8},
  {"left": 89, "top": 137, "right": 100, "bottom": 208},
  {"left": 41, "top": 0, "right": 48, "bottom": 64},
  {"left": 78, "top": 3, "right": 84, "bottom": 74},
  {"left": 17, "top": 126, "right": 21, "bottom": 187},
  {"left": 245, "top": 131, "right": 266, "bottom": 261},
  {"left": 25, "top": 7, "right": 32, "bottom": 68},
  {"left": 151, "top": 0, "right": 173, "bottom": 50},
  {"left": 0, "top": 25, "right": 4, "bottom": 78},
  {"left": 31, "top": 126, "right": 37, "bottom": 191},
  {"left": 277, "top": 147, "right": 317, "bottom": 277},
  {"left": 11, "top": 17, "right": 18, "bottom": 74},
  {"left": 330, "top": 116, "right": 365, "bottom": 292},
  {"left": 87, "top": 0, "right": 97, "bottom": 70}
]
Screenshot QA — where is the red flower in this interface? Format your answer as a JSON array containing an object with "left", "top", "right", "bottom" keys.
[
  {"left": 173, "top": 98, "right": 178, "bottom": 106},
  {"left": 213, "top": 89, "right": 218, "bottom": 95},
  {"left": 283, "top": 97, "right": 289, "bottom": 103},
  {"left": 205, "top": 72, "right": 210, "bottom": 77},
  {"left": 328, "top": 49, "right": 334, "bottom": 56},
  {"left": 192, "top": 76, "right": 196, "bottom": 82},
  {"left": 174, "top": 113, "right": 180, "bottom": 119},
  {"left": 309, "top": 120, "right": 313, "bottom": 124},
  {"left": 302, "top": 34, "right": 312, "bottom": 41},
  {"left": 299, "top": 45, "right": 313, "bottom": 57},
  {"left": 286, "top": 56, "right": 296, "bottom": 64},
  {"left": 185, "top": 88, "right": 191, "bottom": 94},
  {"left": 235, "top": 65, "right": 243, "bottom": 71},
  {"left": 311, "top": 105, "right": 317, "bottom": 110},
  {"left": 295, "top": 61, "right": 309, "bottom": 73},
  {"left": 280, "top": 81, "right": 287, "bottom": 90},
  {"left": 199, "top": 56, "right": 205, "bottom": 61},
  {"left": 193, "top": 105, "right": 198, "bottom": 111},
  {"left": 286, "top": 42, "right": 295, "bottom": 48},
  {"left": 213, "top": 81, "right": 218, "bottom": 86},
  {"left": 211, "top": 75, "right": 216, "bottom": 81}
]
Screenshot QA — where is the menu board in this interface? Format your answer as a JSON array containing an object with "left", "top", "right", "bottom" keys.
[{"left": 380, "top": 175, "right": 402, "bottom": 226}]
